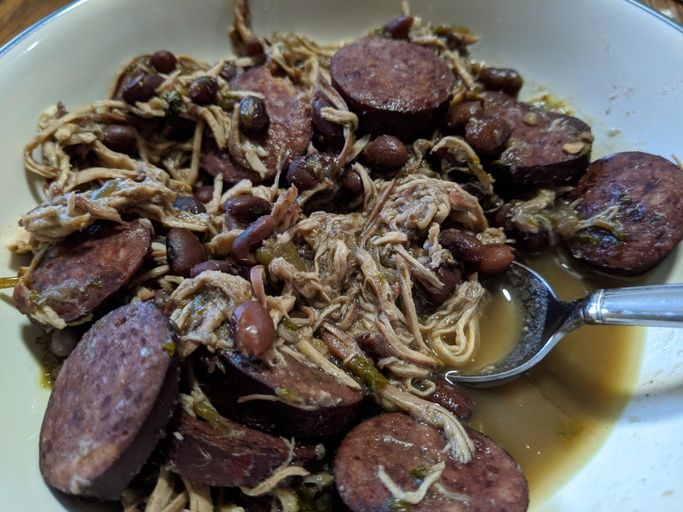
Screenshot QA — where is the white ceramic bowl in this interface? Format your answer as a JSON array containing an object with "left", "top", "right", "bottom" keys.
[{"left": 0, "top": 1, "right": 682, "bottom": 510}]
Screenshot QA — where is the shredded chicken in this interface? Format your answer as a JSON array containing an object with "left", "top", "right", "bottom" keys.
[{"left": 13, "top": 3, "right": 526, "bottom": 510}]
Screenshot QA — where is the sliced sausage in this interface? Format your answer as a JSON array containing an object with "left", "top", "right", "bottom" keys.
[
  {"left": 229, "top": 66, "right": 312, "bottom": 181},
  {"left": 169, "top": 412, "right": 315, "bottom": 487},
  {"left": 197, "top": 349, "right": 364, "bottom": 437},
  {"left": 201, "top": 147, "right": 262, "bottom": 185},
  {"left": 39, "top": 301, "right": 179, "bottom": 500},
  {"left": 482, "top": 91, "right": 593, "bottom": 186},
  {"left": 566, "top": 151, "right": 683, "bottom": 274},
  {"left": 331, "top": 38, "right": 454, "bottom": 139},
  {"left": 335, "top": 413, "right": 528, "bottom": 512},
  {"left": 13, "top": 221, "right": 153, "bottom": 324}
]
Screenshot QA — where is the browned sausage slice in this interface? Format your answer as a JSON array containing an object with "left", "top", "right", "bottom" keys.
[
  {"left": 335, "top": 413, "right": 528, "bottom": 512},
  {"left": 169, "top": 411, "right": 315, "bottom": 487},
  {"left": 482, "top": 91, "right": 593, "bottom": 186},
  {"left": 331, "top": 38, "right": 454, "bottom": 139},
  {"left": 566, "top": 151, "right": 683, "bottom": 274},
  {"left": 13, "top": 221, "right": 152, "bottom": 324},
  {"left": 212, "top": 65, "right": 312, "bottom": 183},
  {"left": 39, "top": 301, "right": 179, "bottom": 500},
  {"left": 198, "top": 350, "right": 364, "bottom": 437}
]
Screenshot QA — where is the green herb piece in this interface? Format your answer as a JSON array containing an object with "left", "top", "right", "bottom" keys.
[
  {"left": 409, "top": 465, "right": 429, "bottom": 480},
  {"left": 275, "top": 386, "right": 304, "bottom": 403},
  {"left": 280, "top": 317, "right": 301, "bottom": 331},
  {"left": 256, "top": 240, "right": 307, "bottom": 271},
  {"left": 347, "top": 355, "right": 388, "bottom": 392},
  {"left": 162, "top": 341, "right": 176, "bottom": 358},
  {"left": 164, "top": 90, "right": 184, "bottom": 116},
  {"left": 389, "top": 499, "right": 411, "bottom": 512},
  {"left": 193, "top": 400, "right": 231, "bottom": 434}
]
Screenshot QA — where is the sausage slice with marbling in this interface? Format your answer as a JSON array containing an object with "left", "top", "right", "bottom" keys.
[
  {"left": 197, "top": 350, "right": 364, "bottom": 437},
  {"left": 39, "top": 301, "right": 179, "bottom": 500},
  {"left": 335, "top": 413, "right": 528, "bottom": 512},
  {"left": 169, "top": 411, "right": 316, "bottom": 487},
  {"left": 566, "top": 151, "right": 683, "bottom": 274},
  {"left": 331, "top": 37, "right": 455, "bottom": 139},
  {"left": 13, "top": 220, "right": 153, "bottom": 326},
  {"left": 201, "top": 65, "right": 312, "bottom": 184},
  {"left": 482, "top": 91, "right": 593, "bottom": 186}
]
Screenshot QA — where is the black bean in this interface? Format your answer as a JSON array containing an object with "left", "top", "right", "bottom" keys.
[
  {"left": 225, "top": 196, "right": 272, "bottom": 227},
  {"left": 286, "top": 153, "right": 337, "bottom": 191},
  {"left": 122, "top": 72, "right": 163, "bottom": 104},
  {"left": 342, "top": 169, "right": 363, "bottom": 194},
  {"left": 190, "top": 259, "right": 244, "bottom": 278},
  {"left": 417, "top": 263, "right": 463, "bottom": 305},
  {"left": 383, "top": 15, "right": 414, "bottom": 39},
  {"left": 465, "top": 117, "right": 511, "bottom": 157},
  {"left": 287, "top": 163, "right": 317, "bottom": 191},
  {"left": 167, "top": 228, "right": 206, "bottom": 277},
  {"left": 519, "top": 230, "right": 550, "bottom": 252},
  {"left": 444, "top": 101, "right": 484, "bottom": 132},
  {"left": 355, "top": 332, "right": 392, "bottom": 362},
  {"left": 167, "top": 117, "right": 196, "bottom": 141},
  {"left": 189, "top": 76, "right": 218, "bottom": 105},
  {"left": 244, "top": 38, "right": 265, "bottom": 58},
  {"left": 231, "top": 215, "right": 276, "bottom": 265},
  {"left": 312, "top": 97, "right": 344, "bottom": 147},
  {"left": 479, "top": 67, "right": 524, "bottom": 97},
  {"left": 362, "top": 135, "right": 409, "bottom": 172},
  {"left": 439, "top": 229, "right": 485, "bottom": 266},
  {"left": 50, "top": 328, "right": 80, "bottom": 358},
  {"left": 220, "top": 62, "right": 239, "bottom": 82},
  {"left": 479, "top": 244, "right": 515, "bottom": 275},
  {"left": 232, "top": 301, "right": 275, "bottom": 357},
  {"left": 150, "top": 50, "right": 177, "bottom": 73},
  {"left": 194, "top": 185, "right": 215, "bottom": 204},
  {"left": 102, "top": 125, "right": 137, "bottom": 154},
  {"left": 238, "top": 96, "right": 270, "bottom": 138},
  {"left": 172, "top": 195, "right": 207, "bottom": 214},
  {"left": 493, "top": 204, "right": 513, "bottom": 228}
]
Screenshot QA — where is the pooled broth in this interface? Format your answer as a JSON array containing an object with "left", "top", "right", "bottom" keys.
[{"left": 468, "top": 251, "right": 644, "bottom": 507}]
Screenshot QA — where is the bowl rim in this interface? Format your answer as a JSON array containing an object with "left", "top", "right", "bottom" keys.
[{"left": 1, "top": 0, "right": 682, "bottom": 61}]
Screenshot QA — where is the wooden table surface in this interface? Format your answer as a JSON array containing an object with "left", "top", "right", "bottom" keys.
[{"left": 1, "top": 0, "right": 682, "bottom": 45}]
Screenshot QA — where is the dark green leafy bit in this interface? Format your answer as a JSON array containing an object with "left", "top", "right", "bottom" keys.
[{"left": 164, "top": 90, "right": 184, "bottom": 116}]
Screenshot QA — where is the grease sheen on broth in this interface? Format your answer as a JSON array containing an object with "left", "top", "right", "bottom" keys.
[{"left": 469, "top": 251, "right": 643, "bottom": 505}]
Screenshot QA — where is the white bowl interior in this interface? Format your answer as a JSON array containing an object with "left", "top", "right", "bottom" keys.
[{"left": 0, "top": 0, "right": 682, "bottom": 510}]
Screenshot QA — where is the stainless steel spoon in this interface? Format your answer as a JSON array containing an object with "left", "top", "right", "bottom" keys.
[{"left": 445, "top": 261, "right": 683, "bottom": 387}]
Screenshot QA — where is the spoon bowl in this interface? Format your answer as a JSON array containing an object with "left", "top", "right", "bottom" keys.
[{"left": 445, "top": 261, "right": 683, "bottom": 387}]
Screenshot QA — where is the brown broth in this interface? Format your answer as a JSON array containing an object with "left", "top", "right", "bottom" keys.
[{"left": 465, "top": 251, "right": 644, "bottom": 507}]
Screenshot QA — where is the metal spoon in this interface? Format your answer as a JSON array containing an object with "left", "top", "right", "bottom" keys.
[{"left": 445, "top": 261, "right": 683, "bottom": 387}]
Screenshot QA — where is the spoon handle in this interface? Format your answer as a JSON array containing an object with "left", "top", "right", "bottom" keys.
[{"left": 581, "top": 284, "right": 683, "bottom": 327}]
